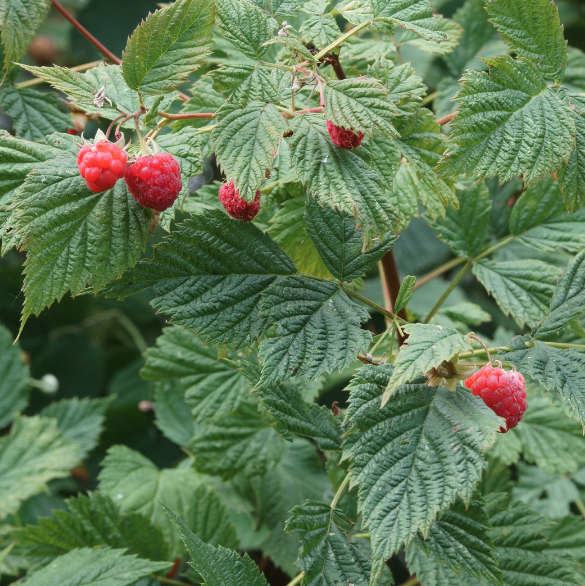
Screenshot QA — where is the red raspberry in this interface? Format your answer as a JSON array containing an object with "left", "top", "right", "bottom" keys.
[
  {"left": 465, "top": 364, "right": 527, "bottom": 432},
  {"left": 77, "top": 140, "right": 127, "bottom": 193},
  {"left": 125, "top": 152, "right": 182, "bottom": 211},
  {"left": 219, "top": 181, "right": 261, "bottom": 221},
  {"left": 326, "top": 120, "right": 364, "bottom": 149}
]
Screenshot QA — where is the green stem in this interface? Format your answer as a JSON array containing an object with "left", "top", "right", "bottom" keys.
[
  {"left": 575, "top": 497, "right": 585, "bottom": 520},
  {"left": 313, "top": 20, "right": 371, "bottom": 60},
  {"left": 353, "top": 532, "right": 371, "bottom": 539},
  {"left": 153, "top": 576, "right": 189, "bottom": 586},
  {"left": 370, "top": 324, "right": 393, "bottom": 355},
  {"left": 399, "top": 577, "right": 420, "bottom": 586},
  {"left": 423, "top": 260, "right": 472, "bottom": 324},
  {"left": 473, "top": 235, "right": 515, "bottom": 262},
  {"left": 459, "top": 346, "right": 511, "bottom": 360},
  {"left": 331, "top": 473, "right": 351, "bottom": 510},
  {"left": 544, "top": 341, "right": 585, "bottom": 351},
  {"left": 414, "top": 256, "right": 467, "bottom": 290},
  {"left": 276, "top": 104, "right": 297, "bottom": 117},
  {"left": 284, "top": 572, "right": 305, "bottom": 586},
  {"left": 342, "top": 286, "right": 409, "bottom": 323},
  {"left": 422, "top": 90, "right": 438, "bottom": 105},
  {"left": 196, "top": 125, "right": 216, "bottom": 134}
]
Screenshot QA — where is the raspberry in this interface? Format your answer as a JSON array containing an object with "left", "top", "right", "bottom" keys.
[
  {"left": 125, "top": 152, "right": 182, "bottom": 211},
  {"left": 77, "top": 140, "right": 127, "bottom": 193},
  {"left": 326, "top": 120, "right": 364, "bottom": 149},
  {"left": 219, "top": 181, "right": 261, "bottom": 221},
  {"left": 465, "top": 364, "right": 527, "bottom": 432}
]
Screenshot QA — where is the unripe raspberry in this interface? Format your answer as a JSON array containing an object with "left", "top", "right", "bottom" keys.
[
  {"left": 326, "top": 120, "right": 364, "bottom": 149},
  {"left": 219, "top": 181, "right": 261, "bottom": 221},
  {"left": 77, "top": 140, "right": 127, "bottom": 193},
  {"left": 125, "top": 152, "right": 182, "bottom": 211},
  {"left": 465, "top": 364, "right": 527, "bottom": 432}
]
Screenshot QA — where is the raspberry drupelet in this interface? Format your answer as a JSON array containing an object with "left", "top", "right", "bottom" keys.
[
  {"left": 465, "top": 363, "right": 527, "bottom": 432},
  {"left": 219, "top": 181, "right": 261, "bottom": 221},
  {"left": 125, "top": 152, "right": 182, "bottom": 211},
  {"left": 326, "top": 120, "right": 364, "bottom": 149},
  {"left": 77, "top": 140, "right": 127, "bottom": 193}
]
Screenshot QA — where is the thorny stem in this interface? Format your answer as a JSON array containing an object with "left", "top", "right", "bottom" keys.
[
  {"left": 423, "top": 260, "right": 472, "bottom": 324},
  {"left": 51, "top": 0, "right": 121, "bottom": 64},
  {"left": 331, "top": 473, "right": 351, "bottom": 510},
  {"left": 15, "top": 60, "right": 104, "bottom": 88},
  {"left": 284, "top": 572, "right": 305, "bottom": 586}
]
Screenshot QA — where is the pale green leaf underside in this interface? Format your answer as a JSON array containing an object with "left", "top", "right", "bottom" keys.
[
  {"left": 0, "top": 323, "right": 29, "bottom": 428},
  {"left": 122, "top": 0, "right": 215, "bottom": 93}
]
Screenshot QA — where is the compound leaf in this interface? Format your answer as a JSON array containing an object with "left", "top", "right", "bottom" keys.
[{"left": 0, "top": 323, "right": 30, "bottom": 428}]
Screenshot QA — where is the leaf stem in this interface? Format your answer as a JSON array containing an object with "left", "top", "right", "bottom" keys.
[
  {"left": 313, "top": 20, "right": 371, "bottom": 61},
  {"left": 15, "top": 60, "right": 104, "bottom": 88},
  {"left": 51, "top": 0, "right": 121, "bottom": 64},
  {"left": 544, "top": 341, "right": 585, "bottom": 351},
  {"left": 353, "top": 532, "right": 370, "bottom": 539},
  {"left": 158, "top": 111, "right": 215, "bottom": 120},
  {"left": 422, "top": 90, "right": 438, "bottom": 105},
  {"left": 260, "top": 61, "right": 294, "bottom": 72},
  {"left": 284, "top": 572, "right": 305, "bottom": 586},
  {"left": 343, "top": 286, "right": 409, "bottom": 324},
  {"left": 423, "top": 260, "right": 472, "bottom": 324},
  {"left": 473, "top": 235, "right": 515, "bottom": 261},
  {"left": 331, "top": 473, "right": 351, "bottom": 510},
  {"left": 399, "top": 577, "right": 420, "bottom": 586},
  {"left": 153, "top": 576, "right": 189, "bottom": 586},
  {"left": 414, "top": 256, "right": 467, "bottom": 290}
]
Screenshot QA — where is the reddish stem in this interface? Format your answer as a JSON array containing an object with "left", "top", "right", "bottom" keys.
[
  {"left": 380, "top": 251, "right": 408, "bottom": 345},
  {"left": 437, "top": 112, "right": 456, "bottom": 126},
  {"left": 51, "top": 0, "right": 121, "bottom": 64}
]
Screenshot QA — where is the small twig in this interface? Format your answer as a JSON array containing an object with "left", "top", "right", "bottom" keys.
[
  {"left": 106, "top": 113, "right": 127, "bottom": 140},
  {"left": 422, "top": 90, "right": 438, "bottom": 106},
  {"left": 437, "top": 112, "right": 456, "bottom": 126}
]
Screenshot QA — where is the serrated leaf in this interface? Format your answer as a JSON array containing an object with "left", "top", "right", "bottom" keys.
[
  {"left": 394, "top": 275, "right": 416, "bottom": 313},
  {"left": 342, "top": 365, "right": 501, "bottom": 583},
  {"left": 105, "top": 209, "right": 297, "bottom": 348},
  {"left": 216, "top": 0, "right": 274, "bottom": 60},
  {"left": 121, "top": 0, "right": 214, "bottom": 94},
  {"left": 212, "top": 102, "right": 287, "bottom": 202},
  {"left": 99, "top": 445, "right": 238, "bottom": 557},
  {"left": 368, "top": 134, "right": 401, "bottom": 191},
  {"left": 484, "top": 0, "right": 568, "bottom": 81},
  {"left": 324, "top": 78, "right": 400, "bottom": 139},
  {"left": 299, "top": 13, "right": 340, "bottom": 49},
  {"left": 142, "top": 326, "right": 250, "bottom": 424},
  {"left": 545, "top": 516, "right": 585, "bottom": 564},
  {"left": 399, "top": 15, "right": 463, "bottom": 56},
  {"left": 40, "top": 397, "right": 112, "bottom": 458},
  {"left": 499, "top": 336, "right": 585, "bottom": 423},
  {"left": 0, "top": 0, "right": 51, "bottom": 72},
  {"left": 19, "top": 547, "right": 170, "bottom": 586},
  {"left": 384, "top": 324, "right": 472, "bottom": 400},
  {"left": 0, "top": 87, "right": 71, "bottom": 141},
  {"left": 142, "top": 95, "right": 165, "bottom": 125},
  {"left": 305, "top": 197, "right": 397, "bottom": 281},
  {"left": 406, "top": 495, "right": 503, "bottom": 586},
  {"left": 210, "top": 64, "right": 281, "bottom": 107},
  {"left": 0, "top": 323, "right": 30, "bottom": 428},
  {"left": 189, "top": 399, "right": 285, "bottom": 478},
  {"left": 287, "top": 114, "right": 397, "bottom": 246},
  {"left": 14, "top": 491, "right": 168, "bottom": 563},
  {"left": 472, "top": 259, "right": 561, "bottom": 329},
  {"left": 258, "top": 276, "right": 371, "bottom": 387},
  {"left": 13, "top": 155, "right": 152, "bottom": 331},
  {"left": 164, "top": 505, "right": 268, "bottom": 586},
  {"left": 428, "top": 182, "right": 491, "bottom": 257},
  {"left": 155, "top": 126, "right": 202, "bottom": 178},
  {"left": 437, "top": 56, "right": 575, "bottom": 185},
  {"left": 384, "top": 164, "right": 420, "bottom": 229},
  {"left": 153, "top": 379, "right": 194, "bottom": 446},
  {"left": 0, "top": 416, "right": 81, "bottom": 520},
  {"left": 285, "top": 501, "right": 371, "bottom": 586}
]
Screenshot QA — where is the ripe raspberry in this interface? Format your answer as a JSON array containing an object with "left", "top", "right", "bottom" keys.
[
  {"left": 125, "top": 152, "right": 182, "bottom": 211},
  {"left": 326, "top": 120, "right": 364, "bottom": 149},
  {"left": 465, "top": 364, "right": 527, "bottom": 432},
  {"left": 77, "top": 140, "right": 127, "bottom": 193},
  {"left": 219, "top": 181, "right": 261, "bottom": 221}
]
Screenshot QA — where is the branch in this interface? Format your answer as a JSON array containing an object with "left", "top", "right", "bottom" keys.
[{"left": 380, "top": 251, "right": 408, "bottom": 345}]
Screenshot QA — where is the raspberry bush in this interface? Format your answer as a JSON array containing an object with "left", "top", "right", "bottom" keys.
[{"left": 1, "top": 0, "right": 585, "bottom": 585}]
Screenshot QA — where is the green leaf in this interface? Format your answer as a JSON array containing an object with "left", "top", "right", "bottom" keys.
[
  {"left": 0, "top": 323, "right": 30, "bottom": 428},
  {"left": 99, "top": 445, "right": 238, "bottom": 557},
  {"left": 211, "top": 102, "right": 287, "bottom": 202},
  {"left": 384, "top": 324, "right": 472, "bottom": 401},
  {"left": 406, "top": 495, "right": 503, "bottom": 586},
  {"left": 342, "top": 365, "right": 501, "bottom": 583},
  {"left": 437, "top": 56, "right": 575, "bottom": 185},
  {"left": 0, "top": 0, "right": 51, "bottom": 71},
  {"left": 258, "top": 276, "right": 371, "bottom": 387},
  {"left": 384, "top": 165, "right": 420, "bottom": 229},
  {"left": 142, "top": 326, "right": 249, "bottom": 424},
  {"left": 545, "top": 515, "right": 585, "bottom": 564},
  {"left": 121, "top": 0, "right": 214, "bottom": 94},
  {"left": 394, "top": 275, "right": 416, "bottom": 313},
  {"left": 324, "top": 78, "right": 399, "bottom": 139},
  {"left": 267, "top": 196, "right": 332, "bottom": 280},
  {"left": 18, "top": 547, "right": 170, "bottom": 586},
  {"left": 40, "top": 397, "right": 113, "bottom": 458},
  {"left": 210, "top": 64, "right": 281, "bottom": 107},
  {"left": 287, "top": 114, "right": 397, "bottom": 246},
  {"left": 190, "top": 398, "right": 285, "bottom": 478},
  {"left": 13, "top": 155, "right": 152, "bottom": 331},
  {"left": 263, "top": 35, "right": 317, "bottom": 63},
  {"left": 155, "top": 126, "right": 202, "bottom": 178},
  {"left": 484, "top": 0, "right": 568, "bottom": 81},
  {"left": 438, "top": 302, "right": 492, "bottom": 326},
  {"left": 216, "top": 0, "right": 274, "bottom": 60},
  {"left": 305, "top": 197, "right": 397, "bottom": 281},
  {"left": 472, "top": 259, "right": 562, "bottom": 329},
  {"left": 427, "top": 182, "right": 491, "bottom": 258},
  {"left": 399, "top": 15, "right": 463, "bottom": 56},
  {"left": 153, "top": 380, "right": 194, "bottom": 446},
  {"left": 0, "top": 416, "right": 81, "bottom": 520},
  {"left": 0, "top": 87, "right": 71, "bottom": 141},
  {"left": 105, "top": 210, "right": 296, "bottom": 348},
  {"left": 163, "top": 505, "right": 268, "bottom": 586},
  {"left": 536, "top": 251, "right": 585, "bottom": 338},
  {"left": 14, "top": 491, "right": 168, "bottom": 563},
  {"left": 299, "top": 13, "right": 340, "bottom": 49},
  {"left": 285, "top": 501, "right": 371, "bottom": 586},
  {"left": 142, "top": 95, "right": 165, "bottom": 125},
  {"left": 499, "top": 336, "right": 585, "bottom": 423}
]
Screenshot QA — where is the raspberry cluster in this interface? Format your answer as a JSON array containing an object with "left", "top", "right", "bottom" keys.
[
  {"left": 326, "top": 120, "right": 364, "bottom": 149},
  {"left": 219, "top": 181, "right": 261, "bottom": 221},
  {"left": 125, "top": 152, "right": 182, "bottom": 211},
  {"left": 77, "top": 140, "right": 127, "bottom": 193},
  {"left": 465, "top": 364, "right": 527, "bottom": 432}
]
